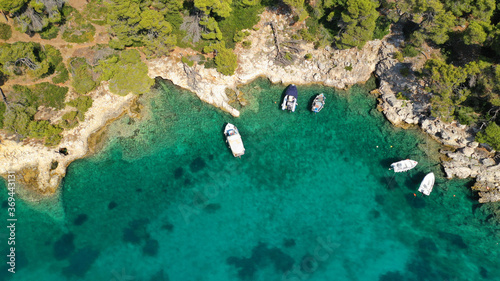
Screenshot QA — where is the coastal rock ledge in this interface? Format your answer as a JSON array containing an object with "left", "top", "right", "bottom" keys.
[{"left": 374, "top": 25, "right": 500, "bottom": 203}]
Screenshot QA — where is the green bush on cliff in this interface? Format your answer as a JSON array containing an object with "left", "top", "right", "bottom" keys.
[
  {"left": 11, "top": 83, "right": 68, "bottom": 110},
  {"left": 70, "top": 57, "right": 97, "bottom": 94},
  {"left": 67, "top": 96, "right": 93, "bottom": 121},
  {"left": 0, "top": 101, "right": 5, "bottom": 127},
  {"left": 62, "top": 5, "right": 95, "bottom": 43},
  {"left": 476, "top": 122, "right": 500, "bottom": 150},
  {"left": 95, "top": 49, "right": 154, "bottom": 95},
  {"left": 0, "top": 23, "right": 12, "bottom": 40},
  {"left": 215, "top": 47, "right": 238, "bottom": 76}
]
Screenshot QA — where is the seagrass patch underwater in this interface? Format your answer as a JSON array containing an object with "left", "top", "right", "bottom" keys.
[{"left": 0, "top": 78, "right": 498, "bottom": 281}]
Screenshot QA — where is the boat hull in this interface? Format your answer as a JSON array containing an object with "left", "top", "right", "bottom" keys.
[
  {"left": 311, "top": 93, "right": 325, "bottom": 113},
  {"left": 224, "top": 123, "right": 245, "bottom": 157},
  {"left": 390, "top": 159, "right": 418, "bottom": 172},
  {"left": 418, "top": 172, "right": 435, "bottom": 196}
]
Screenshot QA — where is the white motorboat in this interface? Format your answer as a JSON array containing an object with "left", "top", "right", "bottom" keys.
[
  {"left": 418, "top": 172, "right": 435, "bottom": 196},
  {"left": 224, "top": 123, "right": 245, "bottom": 157},
  {"left": 390, "top": 159, "right": 418, "bottom": 172},
  {"left": 311, "top": 93, "right": 325, "bottom": 113},
  {"left": 281, "top": 84, "right": 298, "bottom": 112}
]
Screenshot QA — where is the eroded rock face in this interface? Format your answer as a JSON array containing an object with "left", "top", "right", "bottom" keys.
[{"left": 147, "top": 11, "right": 383, "bottom": 117}]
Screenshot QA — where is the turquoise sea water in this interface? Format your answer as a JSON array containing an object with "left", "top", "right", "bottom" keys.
[{"left": 1, "top": 78, "right": 499, "bottom": 281}]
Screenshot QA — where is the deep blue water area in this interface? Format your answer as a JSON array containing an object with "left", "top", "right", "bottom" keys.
[{"left": 0, "top": 78, "right": 499, "bottom": 281}]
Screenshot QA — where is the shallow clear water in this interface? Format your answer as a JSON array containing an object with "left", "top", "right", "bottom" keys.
[{"left": 0, "top": 78, "right": 499, "bottom": 281}]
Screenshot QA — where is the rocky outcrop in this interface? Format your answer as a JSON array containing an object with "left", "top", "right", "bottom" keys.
[
  {"left": 375, "top": 23, "right": 500, "bottom": 203},
  {"left": 0, "top": 83, "right": 135, "bottom": 195}
]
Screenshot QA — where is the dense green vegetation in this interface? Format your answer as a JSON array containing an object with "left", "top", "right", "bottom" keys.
[
  {"left": 1, "top": 83, "right": 68, "bottom": 145},
  {"left": 0, "top": 0, "right": 65, "bottom": 34},
  {"left": 61, "top": 5, "right": 96, "bottom": 43},
  {"left": 0, "top": 23, "right": 11, "bottom": 40},
  {"left": 70, "top": 48, "right": 154, "bottom": 96},
  {"left": 0, "top": 42, "right": 68, "bottom": 81}
]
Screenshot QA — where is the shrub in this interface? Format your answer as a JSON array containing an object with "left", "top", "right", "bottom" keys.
[
  {"left": 291, "top": 34, "right": 301, "bottom": 40},
  {"left": 396, "top": 92, "right": 408, "bottom": 100},
  {"left": 344, "top": 66, "right": 353, "bottom": 71},
  {"left": 304, "top": 53, "right": 312, "bottom": 60},
  {"left": 373, "top": 16, "right": 391, "bottom": 40},
  {"left": 62, "top": 6, "right": 95, "bottom": 43},
  {"left": 233, "top": 30, "right": 250, "bottom": 42},
  {"left": 40, "top": 25, "right": 60, "bottom": 40},
  {"left": 0, "top": 102, "right": 5, "bottom": 127},
  {"left": 62, "top": 110, "right": 78, "bottom": 121},
  {"left": 52, "top": 65, "right": 70, "bottom": 84},
  {"left": 455, "top": 106, "right": 477, "bottom": 125},
  {"left": 476, "top": 122, "right": 500, "bottom": 150},
  {"left": 284, "top": 52, "right": 293, "bottom": 61},
  {"left": 242, "top": 41, "right": 251, "bottom": 49},
  {"left": 93, "top": 49, "right": 153, "bottom": 96},
  {"left": 299, "top": 29, "right": 315, "bottom": 42},
  {"left": 0, "top": 23, "right": 12, "bottom": 40},
  {"left": 393, "top": 51, "right": 404, "bottom": 62},
  {"left": 181, "top": 56, "right": 194, "bottom": 67},
  {"left": 215, "top": 48, "right": 238, "bottom": 76},
  {"left": 70, "top": 58, "right": 97, "bottom": 94},
  {"left": 402, "top": 45, "right": 419, "bottom": 58},
  {"left": 67, "top": 96, "right": 93, "bottom": 115}
]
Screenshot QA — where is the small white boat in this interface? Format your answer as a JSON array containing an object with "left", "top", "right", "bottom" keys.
[
  {"left": 418, "top": 172, "right": 435, "bottom": 196},
  {"left": 311, "top": 93, "right": 325, "bottom": 113},
  {"left": 281, "top": 84, "right": 298, "bottom": 112},
  {"left": 390, "top": 159, "right": 418, "bottom": 172},
  {"left": 224, "top": 123, "right": 245, "bottom": 157}
]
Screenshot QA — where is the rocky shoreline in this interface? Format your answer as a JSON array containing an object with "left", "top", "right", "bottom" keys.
[{"left": 0, "top": 10, "right": 499, "bottom": 203}]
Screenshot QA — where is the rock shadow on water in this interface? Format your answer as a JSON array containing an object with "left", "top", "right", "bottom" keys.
[
  {"left": 123, "top": 219, "right": 150, "bottom": 244},
  {"left": 404, "top": 193, "right": 426, "bottom": 209},
  {"left": 108, "top": 201, "right": 118, "bottom": 210},
  {"left": 379, "top": 270, "right": 405, "bottom": 281},
  {"left": 226, "top": 242, "right": 294, "bottom": 280},
  {"left": 62, "top": 247, "right": 100, "bottom": 278},
  {"left": 143, "top": 239, "right": 160, "bottom": 257},
  {"left": 190, "top": 157, "right": 206, "bottom": 173},
  {"left": 437, "top": 231, "right": 468, "bottom": 249},
  {"left": 204, "top": 203, "right": 221, "bottom": 213},
  {"left": 53, "top": 233, "right": 75, "bottom": 260},
  {"left": 150, "top": 269, "right": 169, "bottom": 281},
  {"left": 73, "top": 214, "right": 88, "bottom": 226},
  {"left": 416, "top": 237, "right": 438, "bottom": 255},
  {"left": 174, "top": 167, "right": 184, "bottom": 179},
  {"left": 405, "top": 255, "right": 454, "bottom": 281}
]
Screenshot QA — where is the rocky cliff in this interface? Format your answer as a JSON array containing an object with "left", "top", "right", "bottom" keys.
[{"left": 374, "top": 24, "right": 500, "bottom": 203}]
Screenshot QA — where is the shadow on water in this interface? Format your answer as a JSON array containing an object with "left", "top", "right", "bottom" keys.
[
  {"left": 227, "top": 242, "right": 294, "bottom": 280},
  {"left": 437, "top": 231, "right": 468, "bottom": 249},
  {"left": 404, "top": 193, "right": 426, "bottom": 208},
  {"left": 62, "top": 247, "right": 100, "bottom": 278}
]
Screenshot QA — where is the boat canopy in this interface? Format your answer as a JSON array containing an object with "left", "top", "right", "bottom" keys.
[{"left": 285, "top": 84, "right": 298, "bottom": 98}]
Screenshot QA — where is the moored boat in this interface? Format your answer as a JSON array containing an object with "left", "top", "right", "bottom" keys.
[
  {"left": 311, "top": 93, "right": 325, "bottom": 113},
  {"left": 390, "top": 159, "right": 418, "bottom": 172},
  {"left": 224, "top": 123, "right": 245, "bottom": 157},
  {"left": 281, "top": 84, "right": 298, "bottom": 112},
  {"left": 418, "top": 172, "right": 435, "bottom": 196}
]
